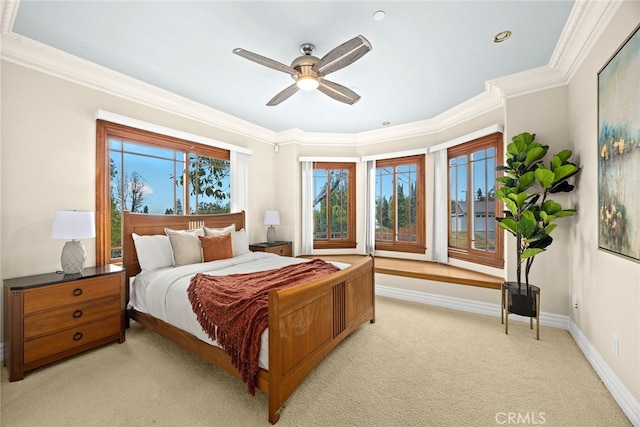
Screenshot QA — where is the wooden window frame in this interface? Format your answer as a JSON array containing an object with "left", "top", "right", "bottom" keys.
[
  {"left": 96, "top": 120, "right": 230, "bottom": 266},
  {"left": 375, "top": 154, "right": 426, "bottom": 254},
  {"left": 447, "top": 132, "right": 504, "bottom": 268},
  {"left": 312, "top": 162, "right": 356, "bottom": 249}
]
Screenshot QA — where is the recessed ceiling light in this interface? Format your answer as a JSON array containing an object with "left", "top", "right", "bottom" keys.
[
  {"left": 382, "top": 121, "right": 391, "bottom": 126},
  {"left": 373, "top": 10, "right": 386, "bottom": 21},
  {"left": 493, "top": 30, "right": 512, "bottom": 43}
]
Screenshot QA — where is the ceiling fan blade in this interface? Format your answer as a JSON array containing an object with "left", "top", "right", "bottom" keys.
[
  {"left": 317, "top": 79, "right": 361, "bottom": 105},
  {"left": 313, "top": 35, "right": 372, "bottom": 76},
  {"left": 267, "top": 84, "right": 299, "bottom": 106},
  {"left": 233, "top": 48, "right": 298, "bottom": 76}
]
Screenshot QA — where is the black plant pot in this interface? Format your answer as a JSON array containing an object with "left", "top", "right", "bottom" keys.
[{"left": 505, "top": 282, "right": 540, "bottom": 318}]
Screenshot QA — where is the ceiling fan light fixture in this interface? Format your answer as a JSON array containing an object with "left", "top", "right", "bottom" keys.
[
  {"left": 234, "top": 35, "right": 372, "bottom": 105},
  {"left": 296, "top": 75, "right": 319, "bottom": 91}
]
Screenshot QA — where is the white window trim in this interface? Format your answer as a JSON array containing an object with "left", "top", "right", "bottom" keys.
[
  {"left": 361, "top": 148, "right": 428, "bottom": 162},
  {"left": 298, "top": 156, "right": 360, "bottom": 163},
  {"left": 96, "top": 110, "right": 252, "bottom": 155}
]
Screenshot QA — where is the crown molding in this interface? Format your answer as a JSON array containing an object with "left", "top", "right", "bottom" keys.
[
  {"left": 0, "top": 0, "right": 618, "bottom": 146},
  {"left": 1, "top": 1, "right": 16, "bottom": 34},
  {"left": 549, "top": 0, "right": 624, "bottom": 80},
  {"left": 0, "top": 31, "right": 278, "bottom": 144},
  {"left": 486, "top": 65, "right": 567, "bottom": 100},
  {"left": 275, "top": 89, "right": 505, "bottom": 147}
]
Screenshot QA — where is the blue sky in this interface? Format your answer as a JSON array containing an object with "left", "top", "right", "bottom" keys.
[{"left": 111, "top": 140, "right": 230, "bottom": 214}]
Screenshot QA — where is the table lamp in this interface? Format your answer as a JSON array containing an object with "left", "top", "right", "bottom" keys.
[
  {"left": 263, "top": 210, "right": 280, "bottom": 244},
  {"left": 50, "top": 210, "right": 96, "bottom": 275}
]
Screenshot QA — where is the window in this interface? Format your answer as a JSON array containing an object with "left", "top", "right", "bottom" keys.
[
  {"left": 375, "top": 155, "right": 425, "bottom": 253},
  {"left": 312, "top": 162, "right": 356, "bottom": 249},
  {"left": 96, "top": 120, "right": 230, "bottom": 264},
  {"left": 448, "top": 132, "right": 503, "bottom": 267}
]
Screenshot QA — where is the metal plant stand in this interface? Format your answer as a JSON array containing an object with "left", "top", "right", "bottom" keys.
[{"left": 501, "top": 282, "right": 540, "bottom": 340}]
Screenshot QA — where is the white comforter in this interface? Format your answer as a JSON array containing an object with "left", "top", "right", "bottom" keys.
[{"left": 130, "top": 252, "right": 344, "bottom": 370}]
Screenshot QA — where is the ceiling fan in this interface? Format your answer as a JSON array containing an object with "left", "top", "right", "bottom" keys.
[{"left": 233, "top": 35, "right": 372, "bottom": 106}]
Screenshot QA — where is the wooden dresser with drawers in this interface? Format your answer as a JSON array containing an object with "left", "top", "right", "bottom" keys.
[{"left": 3, "top": 265, "right": 125, "bottom": 381}]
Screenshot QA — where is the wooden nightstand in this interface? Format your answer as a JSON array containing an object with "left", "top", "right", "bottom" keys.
[
  {"left": 249, "top": 241, "right": 293, "bottom": 257},
  {"left": 3, "top": 264, "right": 126, "bottom": 381}
]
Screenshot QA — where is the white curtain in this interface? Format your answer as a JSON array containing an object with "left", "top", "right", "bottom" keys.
[
  {"left": 230, "top": 151, "right": 250, "bottom": 231},
  {"left": 300, "top": 161, "right": 313, "bottom": 255},
  {"left": 364, "top": 160, "right": 376, "bottom": 254},
  {"left": 431, "top": 149, "right": 448, "bottom": 263}
]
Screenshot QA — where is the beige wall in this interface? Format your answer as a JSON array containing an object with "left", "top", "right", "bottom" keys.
[
  {"left": 567, "top": 0, "right": 640, "bottom": 402},
  {"left": 0, "top": 62, "right": 276, "bottom": 281},
  {"left": 1, "top": 1, "right": 639, "bottom": 408},
  {"left": 503, "top": 85, "right": 572, "bottom": 316}
]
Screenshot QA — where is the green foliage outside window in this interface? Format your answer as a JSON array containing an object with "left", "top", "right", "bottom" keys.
[
  {"left": 375, "top": 165, "right": 418, "bottom": 243},
  {"left": 313, "top": 169, "right": 349, "bottom": 240}
]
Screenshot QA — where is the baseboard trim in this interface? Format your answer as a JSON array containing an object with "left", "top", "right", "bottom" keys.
[
  {"left": 375, "top": 285, "right": 640, "bottom": 426},
  {"left": 568, "top": 320, "right": 640, "bottom": 426},
  {"left": 375, "top": 285, "right": 569, "bottom": 329}
]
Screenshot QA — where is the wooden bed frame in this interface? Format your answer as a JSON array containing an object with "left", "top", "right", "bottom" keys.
[{"left": 122, "top": 211, "right": 375, "bottom": 424}]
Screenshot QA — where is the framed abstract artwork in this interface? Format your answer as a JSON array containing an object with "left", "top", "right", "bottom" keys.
[{"left": 597, "top": 23, "right": 640, "bottom": 262}]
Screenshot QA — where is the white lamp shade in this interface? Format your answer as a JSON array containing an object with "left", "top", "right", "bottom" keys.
[
  {"left": 263, "top": 210, "right": 280, "bottom": 226},
  {"left": 50, "top": 210, "right": 96, "bottom": 240}
]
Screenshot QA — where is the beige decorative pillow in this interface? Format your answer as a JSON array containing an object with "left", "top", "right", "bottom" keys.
[
  {"left": 165, "top": 227, "right": 204, "bottom": 266},
  {"left": 199, "top": 234, "right": 233, "bottom": 262}
]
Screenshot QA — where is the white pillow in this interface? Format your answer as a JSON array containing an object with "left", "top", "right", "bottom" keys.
[
  {"left": 232, "top": 229, "right": 250, "bottom": 256},
  {"left": 165, "top": 227, "right": 204, "bottom": 266},
  {"left": 132, "top": 233, "right": 174, "bottom": 272}
]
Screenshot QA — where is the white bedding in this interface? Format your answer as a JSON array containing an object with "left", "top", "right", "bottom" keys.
[{"left": 129, "top": 252, "right": 346, "bottom": 370}]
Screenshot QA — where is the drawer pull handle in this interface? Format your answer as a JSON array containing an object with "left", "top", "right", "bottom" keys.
[
  {"left": 73, "top": 310, "right": 83, "bottom": 319},
  {"left": 73, "top": 332, "right": 83, "bottom": 341},
  {"left": 72, "top": 288, "right": 83, "bottom": 297}
]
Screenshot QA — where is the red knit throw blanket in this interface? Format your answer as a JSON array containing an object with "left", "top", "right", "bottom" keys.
[{"left": 187, "top": 259, "right": 339, "bottom": 395}]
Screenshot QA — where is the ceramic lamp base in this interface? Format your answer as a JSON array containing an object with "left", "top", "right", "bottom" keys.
[
  {"left": 61, "top": 240, "right": 86, "bottom": 275},
  {"left": 266, "top": 226, "right": 276, "bottom": 244}
]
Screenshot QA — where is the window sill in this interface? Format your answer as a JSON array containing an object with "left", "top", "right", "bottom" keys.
[
  {"left": 448, "top": 249, "right": 504, "bottom": 269},
  {"left": 300, "top": 254, "right": 503, "bottom": 290},
  {"left": 313, "top": 242, "right": 357, "bottom": 250}
]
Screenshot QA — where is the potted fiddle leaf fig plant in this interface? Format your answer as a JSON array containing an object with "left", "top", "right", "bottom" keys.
[{"left": 495, "top": 132, "right": 580, "bottom": 317}]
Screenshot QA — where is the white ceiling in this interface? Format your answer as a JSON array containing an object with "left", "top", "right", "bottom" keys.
[{"left": 10, "top": 1, "right": 575, "bottom": 134}]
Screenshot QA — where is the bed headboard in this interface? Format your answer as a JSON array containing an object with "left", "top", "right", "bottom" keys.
[{"left": 122, "top": 211, "right": 246, "bottom": 284}]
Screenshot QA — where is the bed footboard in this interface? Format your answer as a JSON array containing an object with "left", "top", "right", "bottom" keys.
[{"left": 267, "top": 255, "right": 375, "bottom": 423}]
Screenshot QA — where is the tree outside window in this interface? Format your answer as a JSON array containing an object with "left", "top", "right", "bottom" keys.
[
  {"left": 186, "top": 154, "right": 231, "bottom": 214},
  {"left": 312, "top": 162, "right": 356, "bottom": 249},
  {"left": 375, "top": 155, "right": 425, "bottom": 253}
]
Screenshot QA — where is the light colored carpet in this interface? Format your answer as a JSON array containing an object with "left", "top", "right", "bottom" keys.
[{"left": 1, "top": 296, "right": 630, "bottom": 427}]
